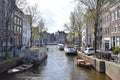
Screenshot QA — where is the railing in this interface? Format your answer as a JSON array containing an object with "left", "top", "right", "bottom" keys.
[{"left": 96, "top": 51, "right": 118, "bottom": 63}]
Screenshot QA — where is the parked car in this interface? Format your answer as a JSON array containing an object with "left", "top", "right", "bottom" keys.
[
  {"left": 64, "top": 47, "right": 77, "bottom": 54},
  {"left": 58, "top": 44, "right": 64, "bottom": 50},
  {"left": 84, "top": 47, "right": 94, "bottom": 56}
]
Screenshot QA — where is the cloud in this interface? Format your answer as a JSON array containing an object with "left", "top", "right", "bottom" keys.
[{"left": 27, "top": 0, "right": 76, "bottom": 33}]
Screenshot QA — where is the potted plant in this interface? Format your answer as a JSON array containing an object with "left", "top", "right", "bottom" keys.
[
  {"left": 112, "top": 46, "right": 120, "bottom": 63},
  {"left": 113, "top": 46, "right": 120, "bottom": 55}
]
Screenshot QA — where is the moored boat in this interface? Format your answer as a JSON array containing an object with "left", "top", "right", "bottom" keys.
[
  {"left": 8, "top": 64, "right": 33, "bottom": 74},
  {"left": 76, "top": 58, "right": 92, "bottom": 69}
]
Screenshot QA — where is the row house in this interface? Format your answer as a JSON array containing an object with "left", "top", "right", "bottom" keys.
[
  {"left": 101, "top": 0, "right": 120, "bottom": 51},
  {"left": 110, "top": 0, "right": 120, "bottom": 49},
  {"left": 41, "top": 31, "right": 51, "bottom": 44},
  {"left": 0, "top": 0, "right": 15, "bottom": 52},
  {"left": 14, "top": 6, "right": 23, "bottom": 48},
  {"left": 55, "top": 31, "right": 66, "bottom": 44},
  {"left": 22, "top": 15, "right": 31, "bottom": 48},
  {"left": 32, "top": 31, "right": 57, "bottom": 45},
  {"left": 14, "top": 6, "right": 32, "bottom": 50},
  {"left": 42, "top": 32, "right": 56, "bottom": 44},
  {"left": 0, "top": 0, "right": 31, "bottom": 56},
  {"left": 50, "top": 33, "right": 56, "bottom": 43}
]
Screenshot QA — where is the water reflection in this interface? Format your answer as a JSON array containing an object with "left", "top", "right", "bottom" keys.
[
  {"left": 31, "top": 60, "right": 47, "bottom": 74},
  {"left": 0, "top": 45, "right": 112, "bottom": 80}
]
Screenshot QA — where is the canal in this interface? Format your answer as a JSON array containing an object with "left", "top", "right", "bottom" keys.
[{"left": 0, "top": 45, "right": 112, "bottom": 80}]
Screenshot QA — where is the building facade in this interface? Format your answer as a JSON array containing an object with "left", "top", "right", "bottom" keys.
[
  {"left": 55, "top": 31, "right": 66, "bottom": 44},
  {"left": 1, "top": 0, "right": 15, "bottom": 52},
  {"left": 82, "top": 24, "right": 87, "bottom": 46},
  {"left": 22, "top": 15, "right": 31, "bottom": 48},
  {"left": 110, "top": 0, "right": 120, "bottom": 49},
  {"left": 14, "top": 6, "right": 23, "bottom": 48},
  {"left": 101, "top": 0, "right": 120, "bottom": 51},
  {"left": 41, "top": 31, "right": 51, "bottom": 44},
  {"left": 0, "top": 0, "right": 32, "bottom": 56}
]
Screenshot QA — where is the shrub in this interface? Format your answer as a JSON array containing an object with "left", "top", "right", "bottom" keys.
[
  {"left": 3, "top": 53, "right": 15, "bottom": 60},
  {"left": 113, "top": 46, "right": 120, "bottom": 55}
]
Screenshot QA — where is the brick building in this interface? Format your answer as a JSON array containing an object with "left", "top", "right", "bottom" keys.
[
  {"left": 101, "top": 0, "right": 120, "bottom": 50},
  {"left": 14, "top": 6, "right": 23, "bottom": 48},
  {"left": 0, "top": 0, "right": 15, "bottom": 52},
  {"left": 55, "top": 31, "right": 67, "bottom": 44}
]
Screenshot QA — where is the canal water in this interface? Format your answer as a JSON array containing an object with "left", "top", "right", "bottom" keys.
[{"left": 0, "top": 45, "right": 112, "bottom": 80}]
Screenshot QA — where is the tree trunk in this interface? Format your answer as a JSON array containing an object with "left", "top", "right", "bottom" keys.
[
  {"left": 94, "top": 0, "right": 101, "bottom": 56},
  {"left": 5, "top": 21, "right": 9, "bottom": 56},
  {"left": 94, "top": 23, "right": 98, "bottom": 55}
]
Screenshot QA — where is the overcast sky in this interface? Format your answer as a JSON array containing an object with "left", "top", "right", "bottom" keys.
[{"left": 26, "top": 0, "right": 76, "bottom": 33}]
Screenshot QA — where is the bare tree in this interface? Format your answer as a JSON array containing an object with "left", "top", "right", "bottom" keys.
[
  {"left": 37, "top": 18, "right": 47, "bottom": 38},
  {"left": 64, "top": 23, "right": 72, "bottom": 33},
  {"left": 64, "top": 5, "right": 84, "bottom": 46},
  {"left": 16, "top": 0, "right": 42, "bottom": 27},
  {"left": 69, "top": 12, "right": 77, "bottom": 44},
  {"left": 76, "top": 0, "right": 105, "bottom": 54},
  {"left": 25, "top": 3, "right": 41, "bottom": 26},
  {"left": 16, "top": 0, "right": 46, "bottom": 47},
  {"left": 22, "top": 2, "right": 41, "bottom": 46},
  {"left": 74, "top": 5, "right": 84, "bottom": 47},
  {"left": 32, "top": 27, "right": 40, "bottom": 41},
  {"left": 64, "top": 23, "right": 74, "bottom": 43},
  {"left": 15, "top": 0, "right": 27, "bottom": 10}
]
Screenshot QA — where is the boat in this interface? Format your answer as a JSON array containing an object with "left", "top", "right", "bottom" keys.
[
  {"left": 8, "top": 64, "right": 33, "bottom": 74},
  {"left": 76, "top": 58, "right": 92, "bottom": 69}
]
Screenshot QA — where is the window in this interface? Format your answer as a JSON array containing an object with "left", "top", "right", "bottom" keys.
[
  {"left": 19, "top": 20, "right": 21, "bottom": 25},
  {"left": 111, "top": 12, "right": 114, "bottom": 21},
  {"left": 115, "top": 11, "right": 117, "bottom": 20},
  {"left": 108, "top": 27, "right": 110, "bottom": 34},
  {"left": 105, "top": 16, "right": 107, "bottom": 24},
  {"left": 20, "top": 27, "right": 21, "bottom": 32},
  {"left": 14, "top": 25, "right": 16, "bottom": 32},
  {"left": 118, "top": 24, "right": 120, "bottom": 31},
  {"left": 14, "top": 17, "right": 16, "bottom": 23},
  {"left": 112, "top": 25, "right": 114, "bottom": 32},
  {"left": 4, "top": 0, "right": 9, "bottom": 5},
  {"left": 115, "top": 25, "right": 118, "bottom": 32},
  {"left": 116, "top": 36, "right": 120, "bottom": 46},
  {"left": 118, "top": 9, "right": 120, "bottom": 18}
]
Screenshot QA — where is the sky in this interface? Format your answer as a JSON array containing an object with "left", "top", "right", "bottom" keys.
[{"left": 26, "top": 0, "right": 76, "bottom": 33}]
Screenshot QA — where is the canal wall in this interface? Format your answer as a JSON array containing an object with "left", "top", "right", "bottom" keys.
[
  {"left": 105, "top": 61, "right": 120, "bottom": 80},
  {"left": 78, "top": 52, "right": 120, "bottom": 80},
  {"left": 0, "top": 58, "right": 22, "bottom": 73},
  {"left": 78, "top": 52, "right": 105, "bottom": 73},
  {"left": 0, "top": 47, "right": 47, "bottom": 73}
]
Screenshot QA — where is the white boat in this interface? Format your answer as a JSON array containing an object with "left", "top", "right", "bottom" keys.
[{"left": 8, "top": 64, "right": 33, "bottom": 74}]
